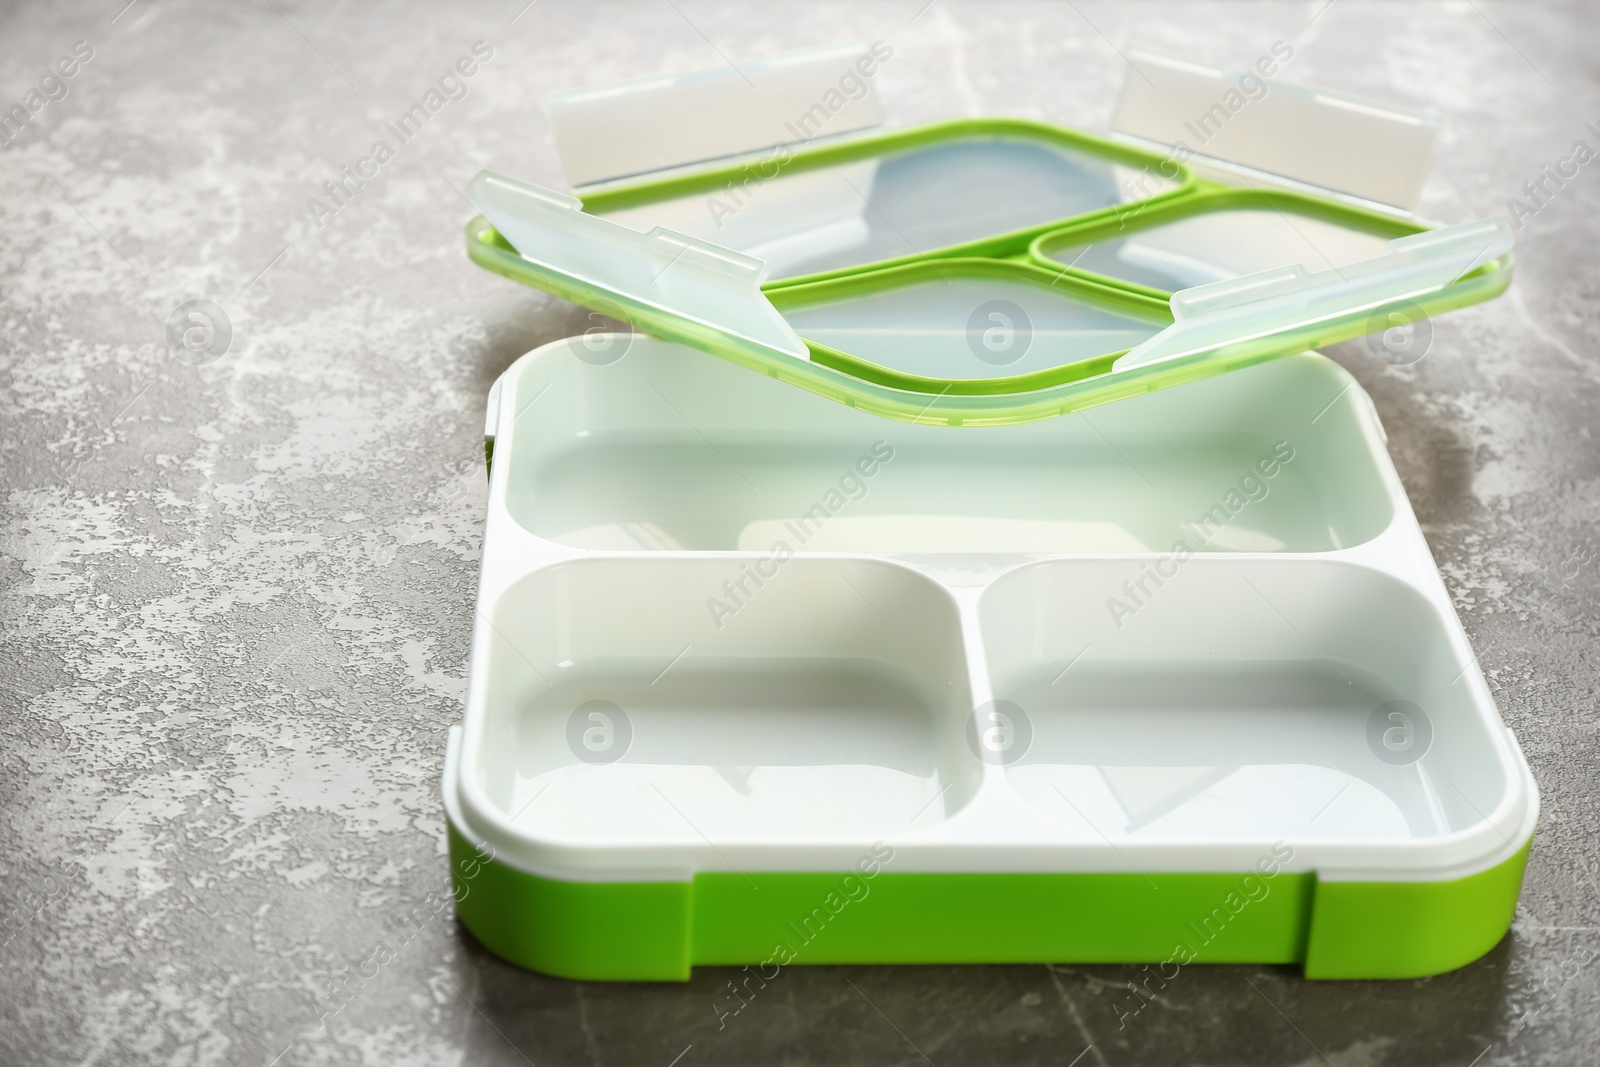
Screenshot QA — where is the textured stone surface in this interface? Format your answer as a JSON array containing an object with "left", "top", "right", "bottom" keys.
[{"left": 1, "top": 1, "right": 1597, "bottom": 1064}]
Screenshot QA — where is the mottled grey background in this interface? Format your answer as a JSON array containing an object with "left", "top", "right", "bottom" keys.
[{"left": 1, "top": 1, "right": 1597, "bottom": 1064}]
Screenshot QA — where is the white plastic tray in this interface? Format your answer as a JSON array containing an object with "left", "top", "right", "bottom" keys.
[{"left": 444, "top": 336, "right": 1535, "bottom": 891}]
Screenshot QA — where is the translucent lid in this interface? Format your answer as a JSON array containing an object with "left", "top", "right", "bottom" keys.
[
  {"left": 773, "top": 262, "right": 1166, "bottom": 390},
  {"left": 593, "top": 132, "right": 1178, "bottom": 281},
  {"left": 1037, "top": 202, "right": 1400, "bottom": 294},
  {"left": 466, "top": 169, "right": 1511, "bottom": 413},
  {"left": 469, "top": 169, "right": 1167, "bottom": 392},
  {"left": 1119, "top": 217, "right": 1514, "bottom": 369},
  {"left": 466, "top": 171, "right": 808, "bottom": 365},
  {"left": 545, "top": 43, "right": 887, "bottom": 189},
  {"left": 1111, "top": 49, "right": 1439, "bottom": 213},
  {"left": 544, "top": 46, "right": 1184, "bottom": 283}
]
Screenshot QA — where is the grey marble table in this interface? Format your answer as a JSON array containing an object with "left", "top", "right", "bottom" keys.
[{"left": 2, "top": 1, "right": 1598, "bottom": 1064}]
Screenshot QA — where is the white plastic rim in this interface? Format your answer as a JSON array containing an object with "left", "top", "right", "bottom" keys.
[{"left": 448, "top": 335, "right": 1535, "bottom": 884}]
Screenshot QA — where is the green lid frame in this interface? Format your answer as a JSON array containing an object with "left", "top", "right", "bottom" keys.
[{"left": 464, "top": 118, "right": 1514, "bottom": 426}]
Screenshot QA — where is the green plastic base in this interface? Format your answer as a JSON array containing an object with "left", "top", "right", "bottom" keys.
[{"left": 448, "top": 823, "right": 1530, "bottom": 982}]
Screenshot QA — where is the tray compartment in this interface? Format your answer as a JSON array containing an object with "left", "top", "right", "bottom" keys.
[
  {"left": 979, "top": 558, "right": 1511, "bottom": 844},
  {"left": 1032, "top": 191, "right": 1413, "bottom": 294},
  {"left": 470, "top": 556, "right": 978, "bottom": 844},
  {"left": 502, "top": 341, "right": 1393, "bottom": 554}
]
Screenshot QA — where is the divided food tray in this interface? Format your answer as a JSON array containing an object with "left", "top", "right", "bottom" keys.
[
  {"left": 444, "top": 338, "right": 1535, "bottom": 981},
  {"left": 445, "top": 45, "right": 1534, "bottom": 981}
]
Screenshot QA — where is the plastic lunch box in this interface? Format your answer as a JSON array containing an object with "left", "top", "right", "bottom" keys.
[{"left": 443, "top": 45, "right": 1536, "bottom": 981}]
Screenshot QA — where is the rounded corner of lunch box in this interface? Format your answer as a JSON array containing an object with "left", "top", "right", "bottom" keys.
[
  {"left": 443, "top": 696, "right": 699, "bottom": 982},
  {"left": 442, "top": 712, "right": 624, "bottom": 904},
  {"left": 1296, "top": 749, "right": 1537, "bottom": 981},
  {"left": 1301, "top": 829, "right": 1532, "bottom": 980},
  {"left": 446, "top": 815, "right": 696, "bottom": 982}
]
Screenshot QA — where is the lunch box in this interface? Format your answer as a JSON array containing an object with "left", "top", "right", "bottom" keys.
[{"left": 443, "top": 45, "right": 1534, "bottom": 981}]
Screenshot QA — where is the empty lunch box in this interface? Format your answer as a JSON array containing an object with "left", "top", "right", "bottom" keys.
[{"left": 444, "top": 45, "right": 1535, "bottom": 981}]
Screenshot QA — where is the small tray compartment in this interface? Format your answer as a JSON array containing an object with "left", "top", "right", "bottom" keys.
[
  {"left": 500, "top": 339, "right": 1394, "bottom": 554},
  {"left": 1031, "top": 189, "right": 1417, "bottom": 295},
  {"left": 980, "top": 559, "right": 1512, "bottom": 844},
  {"left": 467, "top": 556, "right": 978, "bottom": 845}
]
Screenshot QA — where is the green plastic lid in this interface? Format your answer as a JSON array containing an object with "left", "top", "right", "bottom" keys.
[{"left": 465, "top": 168, "right": 1511, "bottom": 424}]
